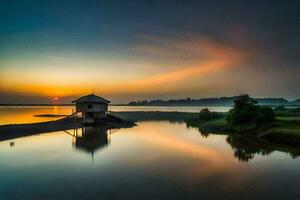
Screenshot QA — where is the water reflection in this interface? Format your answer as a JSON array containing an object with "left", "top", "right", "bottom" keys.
[
  {"left": 226, "top": 135, "right": 274, "bottom": 162},
  {"left": 0, "top": 106, "right": 73, "bottom": 125},
  {"left": 185, "top": 118, "right": 300, "bottom": 162},
  {"left": 186, "top": 123, "right": 300, "bottom": 162},
  {"left": 68, "top": 126, "right": 110, "bottom": 154},
  {"left": 227, "top": 135, "right": 300, "bottom": 161},
  {"left": 1, "top": 121, "right": 300, "bottom": 200},
  {"left": 0, "top": 106, "right": 230, "bottom": 125},
  {"left": 1, "top": 103, "right": 300, "bottom": 163}
]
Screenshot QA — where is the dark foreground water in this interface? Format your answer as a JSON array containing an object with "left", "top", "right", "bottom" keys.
[
  {"left": 0, "top": 107, "right": 300, "bottom": 200},
  {"left": 1, "top": 121, "right": 300, "bottom": 200}
]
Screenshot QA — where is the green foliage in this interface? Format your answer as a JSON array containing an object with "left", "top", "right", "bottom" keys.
[
  {"left": 185, "top": 118, "right": 226, "bottom": 134},
  {"left": 184, "top": 109, "right": 226, "bottom": 134},
  {"left": 226, "top": 94, "right": 274, "bottom": 128},
  {"left": 275, "top": 105, "right": 286, "bottom": 111},
  {"left": 198, "top": 108, "right": 221, "bottom": 121},
  {"left": 289, "top": 107, "right": 300, "bottom": 113}
]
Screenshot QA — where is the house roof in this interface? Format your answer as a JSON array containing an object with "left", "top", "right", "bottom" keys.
[{"left": 72, "top": 94, "right": 110, "bottom": 104}]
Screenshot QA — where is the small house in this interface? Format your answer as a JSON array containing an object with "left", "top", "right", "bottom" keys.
[{"left": 72, "top": 93, "right": 110, "bottom": 124}]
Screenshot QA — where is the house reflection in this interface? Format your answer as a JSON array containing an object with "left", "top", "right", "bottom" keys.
[{"left": 66, "top": 126, "right": 113, "bottom": 157}]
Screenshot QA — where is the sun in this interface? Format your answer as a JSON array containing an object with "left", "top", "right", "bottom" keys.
[{"left": 52, "top": 97, "right": 59, "bottom": 100}]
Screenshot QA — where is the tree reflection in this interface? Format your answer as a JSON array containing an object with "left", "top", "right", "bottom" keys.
[
  {"left": 200, "top": 131, "right": 210, "bottom": 138},
  {"left": 185, "top": 120, "right": 210, "bottom": 138},
  {"left": 289, "top": 152, "right": 300, "bottom": 159},
  {"left": 226, "top": 136, "right": 273, "bottom": 162},
  {"left": 185, "top": 119, "right": 300, "bottom": 162}
]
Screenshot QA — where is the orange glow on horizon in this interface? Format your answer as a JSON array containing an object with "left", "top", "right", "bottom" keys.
[{"left": 0, "top": 35, "right": 249, "bottom": 99}]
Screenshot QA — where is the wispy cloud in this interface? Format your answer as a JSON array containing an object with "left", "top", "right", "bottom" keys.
[
  {"left": 114, "top": 34, "right": 249, "bottom": 93},
  {"left": 0, "top": 34, "right": 249, "bottom": 99},
  {"left": 40, "top": 54, "right": 65, "bottom": 60}
]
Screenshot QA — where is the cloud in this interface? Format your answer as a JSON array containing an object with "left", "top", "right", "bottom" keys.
[
  {"left": 40, "top": 54, "right": 65, "bottom": 60},
  {"left": 118, "top": 35, "right": 249, "bottom": 93},
  {"left": 0, "top": 34, "right": 249, "bottom": 102}
]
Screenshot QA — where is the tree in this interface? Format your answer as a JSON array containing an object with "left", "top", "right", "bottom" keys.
[
  {"left": 198, "top": 108, "right": 220, "bottom": 121},
  {"left": 226, "top": 94, "right": 274, "bottom": 128}
]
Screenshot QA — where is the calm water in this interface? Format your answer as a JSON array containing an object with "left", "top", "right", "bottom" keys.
[
  {"left": 0, "top": 106, "right": 230, "bottom": 125},
  {"left": 0, "top": 107, "right": 300, "bottom": 200}
]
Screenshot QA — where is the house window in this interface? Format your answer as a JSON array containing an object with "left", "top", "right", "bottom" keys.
[{"left": 87, "top": 104, "right": 92, "bottom": 109}]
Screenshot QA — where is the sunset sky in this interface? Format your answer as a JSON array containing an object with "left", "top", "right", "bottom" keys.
[{"left": 0, "top": 1, "right": 299, "bottom": 103}]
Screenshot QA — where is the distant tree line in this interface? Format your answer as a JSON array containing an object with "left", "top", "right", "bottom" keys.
[{"left": 127, "top": 96, "right": 295, "bottom": 106}]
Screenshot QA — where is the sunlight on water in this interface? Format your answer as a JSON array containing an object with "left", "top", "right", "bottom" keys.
[
  {"left": 0, "top": 106, "right": 74, "bottom": 125},
  {"left": 0, "top": 106, "right": 230, "bottom": 125},
  {"left": 0, "top": 121, "right": 300, "bottom": 199},
  {"left": 0, "top": 107, "right": 300, "bottom": 199},
  {"left": 110, "top": 106, "right": 231, "bottom": 113}
]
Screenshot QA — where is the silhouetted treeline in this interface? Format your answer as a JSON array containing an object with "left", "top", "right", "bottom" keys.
[{"left": 127, "top": 96, "right": 294, "bottom": 106}]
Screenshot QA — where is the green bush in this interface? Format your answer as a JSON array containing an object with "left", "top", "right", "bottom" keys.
[
  {"left": 198, "top": 108, "right": 220, "bottom": 121},
  {"left": 275, "top": 105, "right": 286, "bottom": 111},
  {"left": 255, "top": 106, "right": 275, "bottom": 124},
  {"left": 289, "top": 107, "right": 300, "bottom": 113},
  {"left": 226, "top": 95, "right": 274, "bottom": 127}
]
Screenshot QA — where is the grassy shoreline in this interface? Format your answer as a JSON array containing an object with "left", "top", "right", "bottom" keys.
[{"left": 186, "top": 108, "right": 300, "bottom": 145}]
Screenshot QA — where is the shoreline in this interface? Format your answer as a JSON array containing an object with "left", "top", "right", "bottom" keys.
[
  {"left": 0, "top": 110, "right": 299, "bottom": 152},
  {"left": 0, "top": 111, "right": 199, "bottom": 142},
  {"left": 0, "top": 114, "right": 136, "bottom": 142}
]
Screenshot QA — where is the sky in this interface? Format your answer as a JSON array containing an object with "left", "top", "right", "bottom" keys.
[{"left": 0, "top": 0, "right": 299, "bottom": 103}]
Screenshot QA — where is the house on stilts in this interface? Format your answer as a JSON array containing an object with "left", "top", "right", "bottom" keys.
[{"left": 72, "top": 93, "right": 110, "bottom": 125}]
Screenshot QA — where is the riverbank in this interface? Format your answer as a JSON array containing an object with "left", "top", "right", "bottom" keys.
[
  {"left": 0, "top": 115, "right": 136, "bottom": 141},
  {"left": 0, "top": 111, "right": 197, "bottom": 141},
  {"left": 0, "top": 110, "right": 299, "bottom": 147},
  {"left": 186, "top": 108, "right": 300, "bottom": 146}
]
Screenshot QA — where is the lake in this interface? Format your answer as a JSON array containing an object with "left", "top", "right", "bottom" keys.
[
  {"left": 0, "top": 106, "right": 300, "bottom": 200},
  {"left": 0, "top": 106, "right": 230, "bottom": 125}
]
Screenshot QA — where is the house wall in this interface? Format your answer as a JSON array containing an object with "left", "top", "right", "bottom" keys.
[
  {"left": 76, "top": 102, "right": 108, "bottom": 113},
  {"left": 83, "top": 112, "right": 106, "bottom": 124}
]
